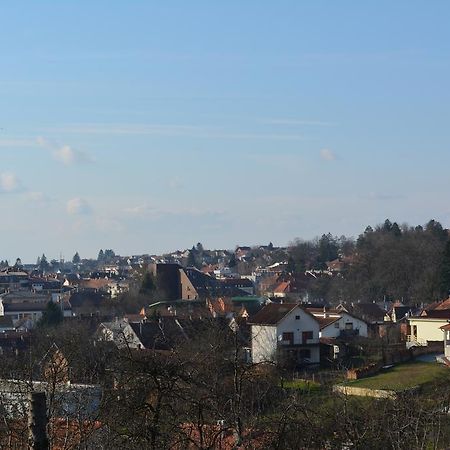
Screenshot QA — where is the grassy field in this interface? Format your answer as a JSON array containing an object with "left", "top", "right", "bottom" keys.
[
  {"left": 282, "top": 378, "right": 322, "bottom": 392},
  {"left": 345, "top": 362, "right": 449, "bottom": 391}
]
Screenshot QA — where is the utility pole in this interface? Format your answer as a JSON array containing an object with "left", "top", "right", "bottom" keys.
[{"left": 28, "top": 392, "right": 49, "bottom": 450}]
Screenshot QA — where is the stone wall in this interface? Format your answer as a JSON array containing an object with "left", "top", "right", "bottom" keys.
[{"left": 333, "top": 385, "right": 396, "bottom": 399}]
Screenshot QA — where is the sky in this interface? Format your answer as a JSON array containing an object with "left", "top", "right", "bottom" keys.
[{"left": 1, "top": 1, "right": 450, "bottom": 262}]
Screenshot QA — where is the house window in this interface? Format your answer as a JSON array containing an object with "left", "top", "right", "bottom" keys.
[
  {"left": 299, "top": 349, "right": 311, "bottom": 359},
  {"left": 302, "top": 331, "right": 314, "bottom": 344},
  {"left": 282, "top": 332, "right": 294, "bottom": 344},
  {"left": 334, "top": 322, "right": 340, "bottom": 328},
  {"left": 295, "top": 315, "right": 300, "bottom": 320},
  {"left": 345, "top": 322, "right": 354, "bottom": 330}
]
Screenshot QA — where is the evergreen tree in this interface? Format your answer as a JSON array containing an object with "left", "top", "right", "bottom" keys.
[
  {"left": 391, "top": 222, "right": 402, "bottom": 237},
  {"left": 39, "top": 254, "right": 50, "bottom": 271},
  {"left": 104, "top": 249, "right": 116, "bottom": 263},
  {"left": 97, "top": 249, "right": 104, "bottom": 261},
  {"left": 72, "top": 252, "right": 81, "bottom": 264},
  {"left": 38, "top": 301, "right": 63, "bottom": 327},
  {"left": 140, "top": 272, "right": 156, "bottom": 295},
  {"left": 187, "top": 250, "right": 197, "bottom": 267},
  {"left": 382, "top": 219, "right": 393, "bottom": 233}
]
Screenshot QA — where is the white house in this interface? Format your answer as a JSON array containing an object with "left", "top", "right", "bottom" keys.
[
  {"left": 407, "top": 315, "right": 450, "bottom": 346},
  {"left": 306, "top": 308, "right": 369, "bottom": 338},
  {"left": 249, "top": 303, "right": 320, "bottom": 365}
]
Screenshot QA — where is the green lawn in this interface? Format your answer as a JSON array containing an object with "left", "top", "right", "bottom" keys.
[
  {"left": 345, "top": 362, "right": 449, "bottom": 391},
  {"left": 282, "top": 378, "right": 322, "bottom": 392}
]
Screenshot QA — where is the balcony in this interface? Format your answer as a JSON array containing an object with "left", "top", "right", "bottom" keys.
[
  {"left": 279, "top": 338, "right": 319, "bottom": 347},
  {"left": 339, "top": 329, "right": 360, "bottom": 338}
]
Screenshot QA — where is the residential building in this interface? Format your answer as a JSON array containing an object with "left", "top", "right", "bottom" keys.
[
  {"left": 249, "top": 303, "right": 320, "bottom": 365},
  {"left": 306, "top": 307, "right": 369, "bottom": 338}
]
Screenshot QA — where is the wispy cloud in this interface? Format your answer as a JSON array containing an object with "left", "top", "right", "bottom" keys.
[
  {"left": 261, "top": 118, "right": 336, "bottom": 126},
  {"left": 124, "top": 204, "right": 154, "bottom": 215},
  {"left": 37, "top": 136, "right": 94, "bottom": 166},
  {"left": 0, "top": 173, "right": 21, "bottom": 193},
  {"left": 66, "top": 197, "right": 92, "bottom": 216},
  {"left": 0, "top": 139, "right": 38, "bottom": 148},
  {"left": 124, "top": 203, "right": 224, "bottom": 221},
  {"left": 320, "top": 148, "right": 338, "bottom": 161},
  {"left": 365, "top": 192, "right": 406, "bottom": 201},
  {"left": 41, "top": 124, "right": 309, "bottom": 141}
]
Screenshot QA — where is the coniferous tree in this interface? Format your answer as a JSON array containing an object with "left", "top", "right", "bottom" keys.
[
  {"left": 72, "top": 252, "right": 81, "bottom": 264},
  {"left": 38, "top": 301, "right": 63, "bottom": 327},
  {"left": 187, "top": 250, "right": 197, "bottom": 268},
  {"left": 39, "top": 254, "right": 50, "bottom": 272}
]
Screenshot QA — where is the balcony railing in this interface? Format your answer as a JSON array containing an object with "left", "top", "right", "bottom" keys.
[{"left": 279, "top": 338, "right": 319, "bottom": 346}]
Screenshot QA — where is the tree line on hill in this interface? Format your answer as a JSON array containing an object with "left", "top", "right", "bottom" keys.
[{"left": 287, "top": 219, "right": 450, "bottom": 305}]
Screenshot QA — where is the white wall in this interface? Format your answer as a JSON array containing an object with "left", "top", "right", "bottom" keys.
[
  {"left": 277, "top": 306, "right": 320, "bottom": 345},
  {"left": 409, "top": 318, "right": 449, "bottom": 342},
  {"left": 251, "top": 306, "right": 321, "bottom": 364},
  {"left": 320, "top": 313, "right": 368, "bottom": 338}
]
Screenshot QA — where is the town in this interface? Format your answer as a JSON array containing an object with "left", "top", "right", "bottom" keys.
[
  {"left": 2, "top": 2, "right": 449, "bottom": 448},
  {"left": 1, "top": 219, "right": 450, "bottom": 448}
]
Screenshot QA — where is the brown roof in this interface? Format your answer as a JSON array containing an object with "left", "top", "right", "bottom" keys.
[
  {"left": 433, "top": 298, "right": 450, "bottom": 310},
  {"left": 249, "top": 303, "right": 298, "bottom": 325},
  {"left": 421, "top": 309, "right": 450, "bottom": 319},
  {"left": 315, "top": 316, "right": 340, "bottom": 329},
  {"left": 273, "top": 281, "right": 290, "bottom": 293}
]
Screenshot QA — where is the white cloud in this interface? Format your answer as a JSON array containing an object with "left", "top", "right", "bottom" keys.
[
  {"left": 0, "top": 173, "right": 20, "bottom": 192},
  {"left": 53, "top": 145, "right": 93, "bottom": 166},
  {"left": 320, "top": 148, "right": 337, "bottom": 161},
  {"left": 66, "top": 197, "right": 92, "bottom": 215},
  {"left": 37, "top": 136, "right": 94, "bottom": 166},
  {"left": 168, "top": 177, "right": 183, "bottom": 190}
]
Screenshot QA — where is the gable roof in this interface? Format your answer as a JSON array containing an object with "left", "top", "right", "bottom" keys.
[
  {"left": 248, "top": 303, "right": 298, "bottom": 325},
  {"left": 420, "top": 309, "right": 450, "bottom": 319},
  {"left": 315, "top": 316, "right": 340, "bottom": 330},
  {"left": 345, "top": 302, "right": 386, "bottom": 323}
]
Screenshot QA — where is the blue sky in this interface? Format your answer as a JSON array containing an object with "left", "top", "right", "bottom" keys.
[{"left": 1, "top": 1, "right": 450, "bottom": 262}]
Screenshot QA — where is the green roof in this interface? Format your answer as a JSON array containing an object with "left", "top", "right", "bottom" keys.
[{"left": 231, "top": 296, "right": 263, "bottom": 303}]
